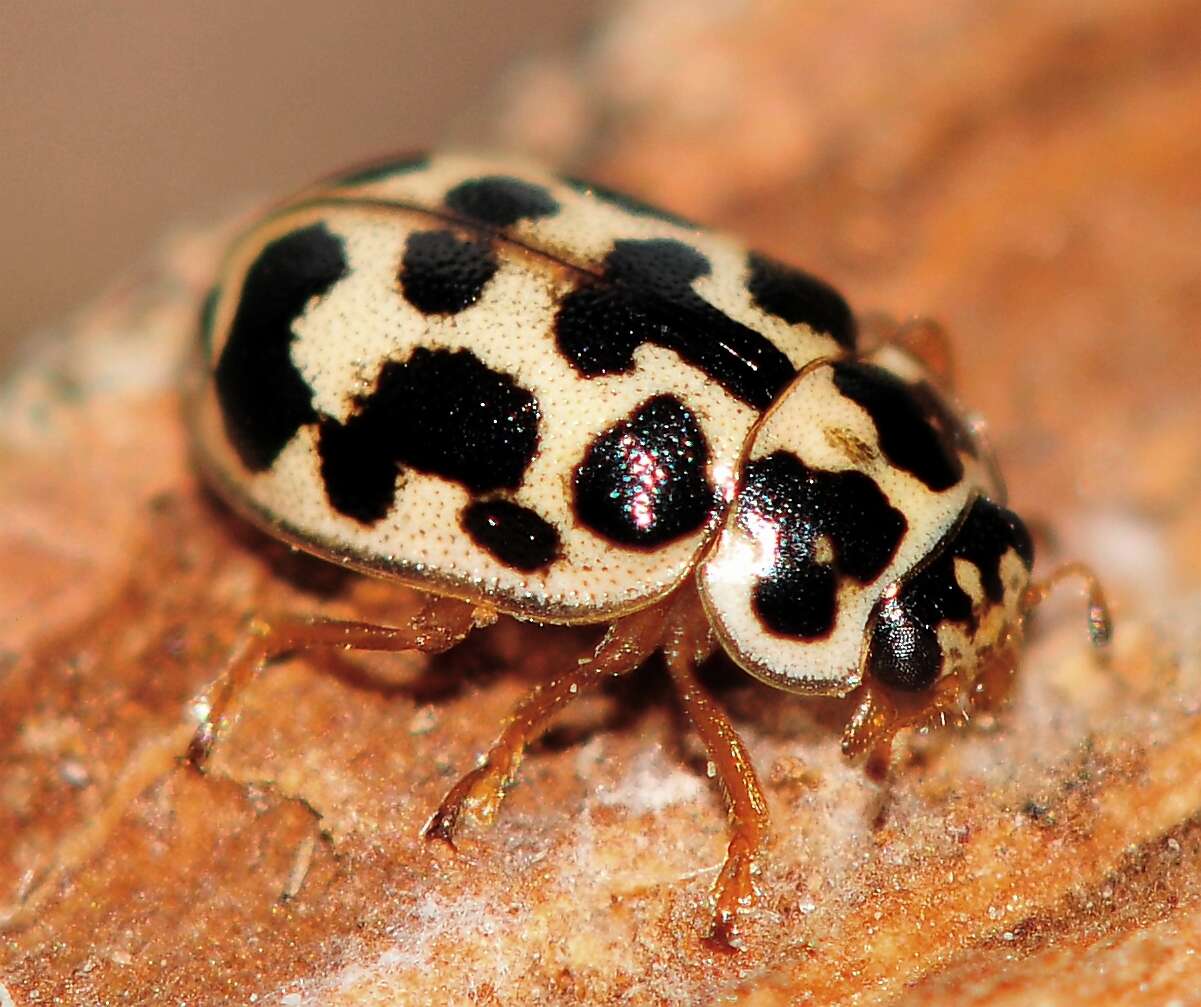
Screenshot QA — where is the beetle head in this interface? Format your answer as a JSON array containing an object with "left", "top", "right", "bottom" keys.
[{"left": 697, "top": 345, "right": 1033, "bottom": 702}]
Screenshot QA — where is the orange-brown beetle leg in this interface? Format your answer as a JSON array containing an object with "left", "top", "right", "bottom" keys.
[
  {"left": 186, "top": 594, "right": 486, "bottom": 769},
  {"left": 860, "top": 312, "right": 955, "bottom": 389},
  {"left": 842, "top": 562, "right": 1112, "bottom": 776},
  {"left": 660, "top": 597, "right": 772, "bottom": 951},
  {"left": 422, "top": 597, "right": 672, "bottom": 846},
  {"left": 840, "top": 673, "right": 968, "bottom": 780},
  {"left": 1022, "top": 561, "right": 1113, "bottom": 648},
  {"left": 425, "top": 588, "right": 772, "bottom": 951},
  {"left": 973, "top": 562, "right": 1113, "bottom": 715}
]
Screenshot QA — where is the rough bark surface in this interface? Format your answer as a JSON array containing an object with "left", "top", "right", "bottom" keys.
[{"left": 3, "top": 1, "right": 1200, "bottom": 1003}]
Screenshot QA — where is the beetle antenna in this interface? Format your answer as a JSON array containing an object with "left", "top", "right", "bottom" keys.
[{"left": 1021, "top": 561, "right": 1112, "bottom": 648}]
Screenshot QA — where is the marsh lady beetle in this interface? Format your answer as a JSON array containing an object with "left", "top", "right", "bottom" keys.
[{"left": 186, "top": 152, "right": 1110, "bottom": 945}]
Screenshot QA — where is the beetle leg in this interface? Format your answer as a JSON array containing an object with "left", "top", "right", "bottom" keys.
[
  {"left": 860, "top": 312, "right": 956, "bottom": 389},
  {"left": 972, "top": 562, "right": 1113, "bottom": 712},
  {"left": 841, "top": 672, "right": 968, "bottom": 779},
  {"left": 840, "top": 684, "right": 897, "bottom": 777},
  {"left": 1021, "top": 561, "right": 1113, "bottom": 648},
  {"left": 187, "top": 594, "right": 485, "bottom": 768},
  {"left": 890, "top": 316, "right": 955, "bottom": 388},
  {"left": 842, "top": 562, "right": 1112, "bottom": 773},
  {"left": 423, "top": 597, "right": 672, "bottom": 846},
  {"left": 660, "top": 596, "right": 771, "bottom": 950},
  {"left": 966, "top": 561, "right": 1113, "bottom": 714}
]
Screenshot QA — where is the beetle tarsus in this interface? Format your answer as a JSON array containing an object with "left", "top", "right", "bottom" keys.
[
  {"left": 424, "top": 600, "right": 670, "bottom": 849},
  {"left": 421, "top": 807, "right": 461, "bottom": 851},
  {"left": 184, "top": 724, "right": 215, "bottom": 772},
  {"left": 704, "top": 835, "right": 760, "bottom": 952}
]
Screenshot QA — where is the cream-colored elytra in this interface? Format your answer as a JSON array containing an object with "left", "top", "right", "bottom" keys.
[
  {"left": 698, "top": 346, "right": 993, "bottom": 695},
  {"left": 191, "top": 154, "right": 850, "bottom": 624}
]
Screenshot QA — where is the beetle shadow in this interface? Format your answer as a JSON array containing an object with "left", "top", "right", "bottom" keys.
[
  {"left": 194, "top": 486, "right": 853, "bottom": 759},
  {"left": 197, "top": 483, "right": 358, "bottom": 598},
  {"left": 195, "top": 485, "right": 527, "bottom": 704}
]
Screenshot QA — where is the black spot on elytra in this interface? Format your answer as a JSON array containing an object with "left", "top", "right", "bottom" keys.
[
  {"left": 214, "top": 223, "right": 347, "bottom": 471},
  {"left": 562, "top": 175, "right": 697, "bottom": 228},
  {"left": 317, "top": 348, "right": 540, "bottom": 524},
  {"left": 832, "top": 361, "right": 964, "bottom": 491},
  {"left": 462, "top": 499, "right": 560, "bottom": 571},
  {"left": 444, "top": 176, "right": 559, "bottom": 228},
  {"left": 746, "top": 251, "right": 856, "bottom": 350},
  {"left": 907, "top": 379, "right": 980, "bottom": 459},
  {"left": 331, "top": 154, "right": 430, "bottom": 187},
  {"left": 400, "top": 229, "right": 498, "bottom": 315},
  {"left": 866, "top": 496, "right": 1034, "bottom": 692},
  {"left": 738, "top": 451, "right": 907, "bottom": 640},
  {"left": 316, "top": 415, "right": 399, "bottom": 525},
  {"left": 574, "top": 395, "right": 716, "bottom": 548},
  {"left": 555, "top": 239, "right": 797, "bottom": 410}
]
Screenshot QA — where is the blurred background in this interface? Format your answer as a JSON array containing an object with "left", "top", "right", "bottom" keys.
[{"left": 1, "top": 1, "right": 599, "bottom": 357}]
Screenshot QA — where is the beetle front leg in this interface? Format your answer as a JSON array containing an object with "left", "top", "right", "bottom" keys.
[
  {"left": 660, "top": 596, "right": 771, "bottom": 950},
  {"left": 841, "top": 673, "right": 970, "bottom": 780},
  {"left": 1021, "top": 561, "right": 1113, "bottom": 648}
]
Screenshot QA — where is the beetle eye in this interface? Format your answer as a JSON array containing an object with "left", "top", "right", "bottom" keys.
[
  {"left": 864, "top": 582, "right": 943, "bottom": 691},
  {"left": 863, "top": 496, "right": 1035, "bottom": 693}
]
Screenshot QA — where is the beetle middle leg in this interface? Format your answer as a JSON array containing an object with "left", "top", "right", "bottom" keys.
[
  {"left": 187, "top": 594, "right": 487, "bottom": 768},
  {"left": 425, "top": 586, "right": 773, "bottom": 949},
  {"left": 422, "top": 597, "right": 671, "bottom": 844}
]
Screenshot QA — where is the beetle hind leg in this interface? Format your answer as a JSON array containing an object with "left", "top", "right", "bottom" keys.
[{"left": 187, "top": 594, "right": 486, "bottom": 768}]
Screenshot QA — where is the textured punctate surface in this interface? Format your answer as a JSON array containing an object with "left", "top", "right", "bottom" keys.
[{"left": 3, "top": 2, "right": 1201, "bottom": 1004}]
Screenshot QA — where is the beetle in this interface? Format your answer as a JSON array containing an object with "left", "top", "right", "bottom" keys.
[{"left": 185, "top": 151, "right": 1110, "bottom": 946}]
